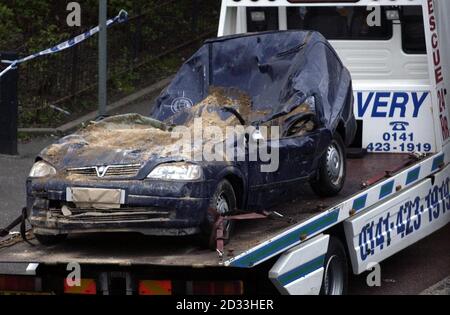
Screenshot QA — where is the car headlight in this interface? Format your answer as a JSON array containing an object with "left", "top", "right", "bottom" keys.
[
  {"left": 29, "top": 161, "right": 57, "bottom": 178},
  {"left": 147, "top": 163, "right": 202, "bottom": 180}
]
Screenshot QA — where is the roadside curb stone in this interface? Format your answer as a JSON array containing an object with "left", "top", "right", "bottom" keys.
[{"left": 420, "top": 276, "right": 450, "bottom": 295}]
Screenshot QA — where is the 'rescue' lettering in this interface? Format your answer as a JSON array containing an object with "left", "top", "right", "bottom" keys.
[
  {"left": 428, "top": 0, "right": 444, "bottom": 84},
  {"left": 356, "top": 92, "right": 429, "bottom": 118},
  {"left": 428, "top": 0, "right": 449, "bottom": 140}
]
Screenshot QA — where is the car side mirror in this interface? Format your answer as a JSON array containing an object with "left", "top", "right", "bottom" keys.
[{"left": 251, "top": 128, "right": 265, "bottom": 142}]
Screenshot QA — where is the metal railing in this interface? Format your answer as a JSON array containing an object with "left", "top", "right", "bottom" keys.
[{"left": 14, "top": 0, "right": 219, "bottom": 128}]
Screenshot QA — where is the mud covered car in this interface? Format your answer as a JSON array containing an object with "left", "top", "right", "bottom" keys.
[{"left": 27, "top": 31, "right": 356, "bottom": 247}]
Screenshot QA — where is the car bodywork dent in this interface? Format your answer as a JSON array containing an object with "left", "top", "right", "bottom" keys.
[{"left": 153, "top": 30, "right": 356, "bottom": 145}]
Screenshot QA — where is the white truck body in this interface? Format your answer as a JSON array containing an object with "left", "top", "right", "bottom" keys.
[{"left": 219, "top": 0, "right": 450, "bottom": 294}]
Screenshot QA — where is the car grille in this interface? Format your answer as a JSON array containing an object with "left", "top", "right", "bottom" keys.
[
  {"left": 49, "top": 207, "right": 171, "bottom": 222},
  {"left": 66, "top": 164, "right": 142, "bottom": 179}
]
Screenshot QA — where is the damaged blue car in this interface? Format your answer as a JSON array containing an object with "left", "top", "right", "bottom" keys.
[{"left": 27, "top": 31, "right": 356, "bottom": 247}]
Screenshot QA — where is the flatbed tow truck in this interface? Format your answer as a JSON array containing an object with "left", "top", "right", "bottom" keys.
[{"left": 1, "top": 0, "right": 449, "bottom": 295}]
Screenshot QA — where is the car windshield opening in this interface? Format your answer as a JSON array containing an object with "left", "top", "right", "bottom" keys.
[{"left": 165, "top": 87, "right": 270, "bottom": 128}]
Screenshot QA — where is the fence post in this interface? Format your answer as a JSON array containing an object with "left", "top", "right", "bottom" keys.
[
  {"left": 191, "top": 0, "right": 199, "bottom": 34},
  {"left": 98, "top": 0, "right": 108, "bottom": 116},
  {"left": 133, "top": 5, "right": 142, "bottom": 61},
  {"left": 0, "top": 52, "right": 18, "bottom": 156}
]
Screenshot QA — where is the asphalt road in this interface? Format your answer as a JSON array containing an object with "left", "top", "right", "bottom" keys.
[{"left": 0, "top": 110, "right": 448, "bottom": 294}]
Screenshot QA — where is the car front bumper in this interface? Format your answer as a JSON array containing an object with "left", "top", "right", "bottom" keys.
[{"left": 27, "top": 177, "right": 213, "bottom": 236}]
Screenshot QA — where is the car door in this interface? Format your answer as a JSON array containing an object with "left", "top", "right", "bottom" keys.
[{"left": 246, "top": 114, "right": 328, "bottom": 209}]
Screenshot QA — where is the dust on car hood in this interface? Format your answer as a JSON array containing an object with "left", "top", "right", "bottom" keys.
[
  {"left": 39, "top": 114, "right": 176, "bottom": 170},
  {"left": 39, "top": 91, "right": 251, "bottom": 171}
]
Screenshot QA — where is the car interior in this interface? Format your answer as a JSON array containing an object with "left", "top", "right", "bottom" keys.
[{"left": 257, "top": 101, "right": 318, "bottom": 139}]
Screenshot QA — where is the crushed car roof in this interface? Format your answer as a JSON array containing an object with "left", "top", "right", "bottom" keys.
[{"left": 152, "top": 30, "right": 352, "bottom": 130}]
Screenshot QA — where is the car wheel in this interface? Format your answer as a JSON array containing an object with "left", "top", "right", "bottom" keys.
[
  {"left": 34, "top": 233, "right": 67, "bottom": 246},
  {"left": 311, "top": 134, "right": 346, "bottom": 197},
  {"left": 200, "top": 180, "right": 236, "bottom": 250},
  {"left": 320, "top": 237, "right": 348, "bottom": 295}
]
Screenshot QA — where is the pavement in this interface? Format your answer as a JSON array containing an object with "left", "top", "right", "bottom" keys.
[
  {"left": 0, "top": 90, "right": 449, "bottom": 295},
  {"left": 420, "top": 276, "right": 450, "bottom": 295},
  {"left": 0, "top": 136, "right": 55, "bottom": 226}
]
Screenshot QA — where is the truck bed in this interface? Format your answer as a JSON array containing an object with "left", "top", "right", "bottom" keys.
[{"left": 0, "top": 154, "right": 413, "bottom": 268}]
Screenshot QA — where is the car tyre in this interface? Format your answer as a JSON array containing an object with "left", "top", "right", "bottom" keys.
[
  {"left": 34, "top": 233, "right": 67, "bottom": 246},
  {"left": 200, "top": 180, "right": 236, "bottom": 250},
  {"left": 311, "top": 134, "right": 346, "bottom": 197},
  {"left": 320, "top": 237, "right": 348, "bottom": 295}
]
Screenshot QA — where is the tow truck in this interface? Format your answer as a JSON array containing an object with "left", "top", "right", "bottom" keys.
[{"left": 0, "top": 0, "right": 449, "bottom": 295}]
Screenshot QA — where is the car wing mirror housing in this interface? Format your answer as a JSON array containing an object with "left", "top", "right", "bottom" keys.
[{"left": 251, "top": 127, "right": 265, "bottom": 142}]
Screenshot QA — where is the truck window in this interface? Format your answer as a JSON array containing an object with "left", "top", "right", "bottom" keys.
[
  {"left": 247, "top": 7, "right": 279, "bottom": 32},
  {"left": 286, "top": 6, "right": 393, "bottom": 40},
  {"left": 401, "top": 6, "right": 426, "bottom": 54}
]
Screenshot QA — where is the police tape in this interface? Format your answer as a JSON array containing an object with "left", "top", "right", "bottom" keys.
[{"left": 0, "top": 9, "right": 128, "bottom": 79}]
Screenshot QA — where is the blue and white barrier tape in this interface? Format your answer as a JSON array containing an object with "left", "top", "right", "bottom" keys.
[{"left": 0, "top": 10, "right": 128, "bottom": 78}]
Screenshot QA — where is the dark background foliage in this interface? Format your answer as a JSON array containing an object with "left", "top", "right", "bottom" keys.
[{"left": 0, "top": 0, "right": 221, "bottom": 128}]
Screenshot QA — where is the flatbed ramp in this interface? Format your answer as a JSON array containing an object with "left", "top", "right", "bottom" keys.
[{"left": 0, "top": 154, "right": 413, "bottom": 268}]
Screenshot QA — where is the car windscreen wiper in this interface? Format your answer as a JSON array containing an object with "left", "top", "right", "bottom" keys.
[{"left": 222, "top": 106, "right": 246, "bottom": 125}]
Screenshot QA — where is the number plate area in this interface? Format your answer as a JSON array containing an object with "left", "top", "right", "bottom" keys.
[{"left": 66, "top": 187, "right": 126, "bottom": 209}]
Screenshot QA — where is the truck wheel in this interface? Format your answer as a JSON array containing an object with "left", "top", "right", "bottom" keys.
[
  {"left": 320, "top": 237, "right": 348, "bottom": 295},
  {"left": 200, "top": 180, "right": 236, "bottom": 250},
  {"left": 34, "top": 233, "right": 67, "bottom": 246},
  {"left": 311, "top": 134, "right": 346, "bottom": 197}
]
